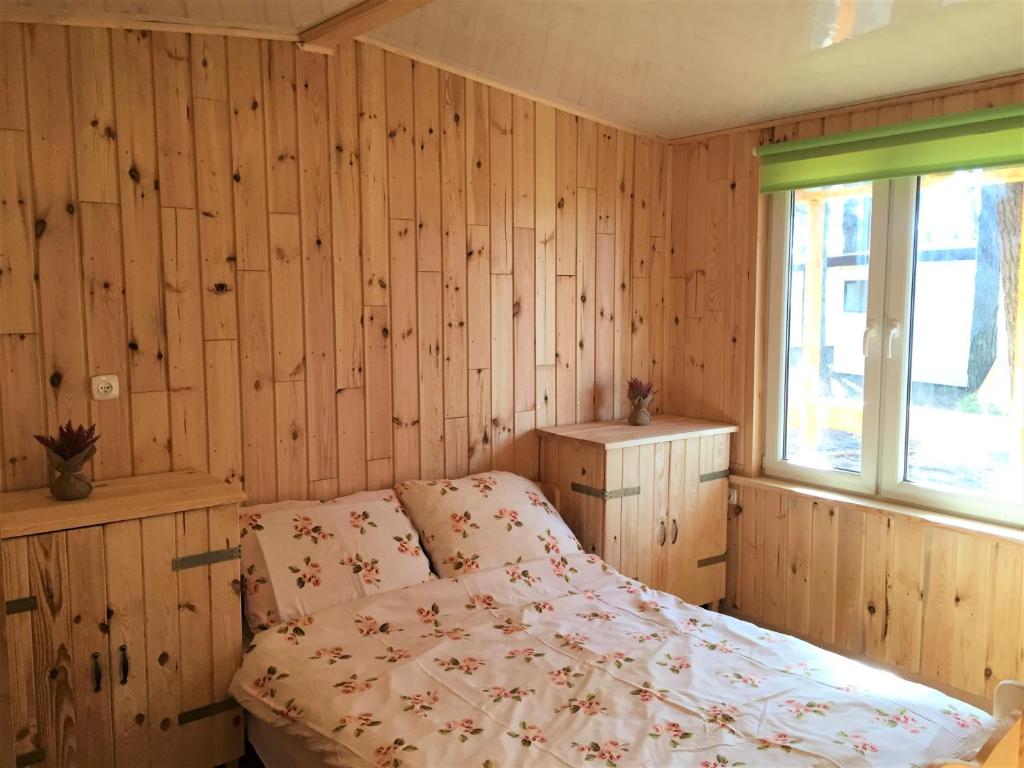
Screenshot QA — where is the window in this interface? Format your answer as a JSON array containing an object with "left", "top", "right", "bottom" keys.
[
  {"left": 843, "top": 281, "right": 868, "bottom": 313},
  {"left": 766, "top": 167, "right": 1024, "bottom": 526}
]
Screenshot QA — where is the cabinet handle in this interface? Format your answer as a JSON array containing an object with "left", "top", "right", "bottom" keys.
[
  {"left": 671, "top": 518, "right": 678, "bottom": 545},
  {"left": 119, "top": 644, "right": 129, "bottom": 685},
  {"left": 91, "top": 652, "right": 102, "bottom": 692},
  {"left": 658, "top": 520, "right": 666, "bottom": 546}
]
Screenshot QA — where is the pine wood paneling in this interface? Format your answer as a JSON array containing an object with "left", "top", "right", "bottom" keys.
[
  {"left": 0, "top": 23, "right": 661, "bottom": 513},
  {"left": 668, "top": 72, "right": 1024, "bottom": 477},
  {"left": 695, "top": 75, "right": 1024, "bottom": 711},
  {"left": 730, "top": 478, "right": 1024, "bottom": 710}
]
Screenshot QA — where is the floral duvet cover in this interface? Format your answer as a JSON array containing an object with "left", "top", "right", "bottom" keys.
[{"left": 231, "top": 553, "right": 993, "bottom": 767}]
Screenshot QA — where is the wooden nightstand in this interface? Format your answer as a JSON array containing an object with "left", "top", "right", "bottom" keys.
[
  {"left": 0, "top": 471, "right": 246, "bottom": 768},
  {"left": 539, "top": 415, "right": 737, "bottom": 607}
]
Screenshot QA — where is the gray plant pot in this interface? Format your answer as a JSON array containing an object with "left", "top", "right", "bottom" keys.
[
  {"left": 627, "top": 395, "right": 654, "bottom": 426},
  {"left": 47, "top": 445, "right": 96, "bottom": 501}
]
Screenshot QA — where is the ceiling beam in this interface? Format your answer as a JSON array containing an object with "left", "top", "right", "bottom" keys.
[{"left": 300, "top": 0, "right": 432, "bottom": 46}]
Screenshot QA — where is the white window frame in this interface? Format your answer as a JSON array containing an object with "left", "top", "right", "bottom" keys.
[
  {"left": 764, "top": 176, "right": 1024, "bottom": 527},
  {"left": 877, "top": 178, "right": 1023, "bottom": 526}
]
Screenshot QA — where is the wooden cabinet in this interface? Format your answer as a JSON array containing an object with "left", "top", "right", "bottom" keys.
[
  {"left": 539, "top": 416, "right": 736, "bottom": 607},
  {"left": 0, "top": 472, "right": 246, "bottom": 768}
]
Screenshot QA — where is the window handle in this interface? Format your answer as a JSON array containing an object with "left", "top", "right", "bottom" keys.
[
  {"left": 862, "top": 320, "right": 877, "bottom": 357},
  {"left": 885, "top": 320, "right": 901, "bottom": 359}
]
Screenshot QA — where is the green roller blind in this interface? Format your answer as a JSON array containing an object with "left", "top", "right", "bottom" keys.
[{"left": 756, "top": 103, "right": 1024, "bottom": 193}]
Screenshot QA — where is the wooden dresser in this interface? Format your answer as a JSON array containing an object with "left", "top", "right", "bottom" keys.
[
  {"left": 0, "top": 471, "right": 246, "bottom": 768},
  {"left": 539, "top": 416, "right": 737, "bottom": 607}
]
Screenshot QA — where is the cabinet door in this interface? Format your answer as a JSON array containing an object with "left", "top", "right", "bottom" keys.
[
  {"left": 0, "top": 540, "right": 15, "bottom": 768},
  {"left": 104, "top": 520, "right": 149, "bottom": 768},
  {"left": 2, "top": 533, "right": 78, "bottom": 768},
  {"left": 143, "top": 507, "right": 243, "bottom": 767},
  {"left": 650, "top": 442, "right": 671, "bottom": 591},
  {"left": 691, "top": 434, "right": 730, "bottom": 604},
  {"left": 633, "top": 444, "right": 660, "bottom": 588},
  {"left": 65, "top": 527, "right": 115, "bottom": 767},
  {"left": 2, "top": 537, "right": 39, "bottom": 763},
  {"left": 663, "top": 437, "right": 699, "bottom": 603},
  {"left": 618, "top": 446, "right": 641, "bottom": 580}
]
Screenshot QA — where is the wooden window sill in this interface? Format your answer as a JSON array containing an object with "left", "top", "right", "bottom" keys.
[{"left": 729, "top": 474, "right": 1024, "bottom": 545}]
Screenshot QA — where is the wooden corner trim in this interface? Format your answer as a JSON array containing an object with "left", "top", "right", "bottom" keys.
[{"left": 300, "top": 0, "right": 433, "bottom": 45}]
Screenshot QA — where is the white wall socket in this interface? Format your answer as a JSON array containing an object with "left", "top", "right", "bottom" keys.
[{"left": 91, "top": 374, "right": 120, "bottom": 401}]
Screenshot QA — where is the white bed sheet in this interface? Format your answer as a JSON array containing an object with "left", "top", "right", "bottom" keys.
[{"left": 232, "top": 552, "right": 994, "bottom": 767}]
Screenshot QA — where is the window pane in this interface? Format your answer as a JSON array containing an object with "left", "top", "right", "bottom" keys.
[
  {"left": 783, "top": 182, "right": 873, "bottom": 473},
  {"left": 905, "top": 167, "right": 1024, "bottom": 504}
]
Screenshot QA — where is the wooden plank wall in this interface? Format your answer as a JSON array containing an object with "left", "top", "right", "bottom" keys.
[
  {"left": 728, "top": 479, "right": 1024, "bottom": 710},
  {"left": 0, "top": 22, "right": 671, "bottom": 502},
  {"left": 664, "top": 73, "right": 1024, "bottom": 709},
  {"left": 664, "top": 73, "right": 1024, "bottom": 476}
]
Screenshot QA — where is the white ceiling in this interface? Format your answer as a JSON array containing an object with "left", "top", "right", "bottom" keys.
[
  {"left": 367, "top": 0, "right": 1024, "bottom": 138},
  {"left": 4, "top": 0, "right": 1022, "bottom": 137}
]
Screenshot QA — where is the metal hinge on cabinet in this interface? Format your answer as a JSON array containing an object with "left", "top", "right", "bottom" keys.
[
  {"left": 15, "top": 748, "right": 45, "bottom": 767},
  {"left": 4, "top": 595, "right": 38, "bottom": 615},
  {"left": 178, "top": 697, "right": 239, "bottom": 725},
  {"left": 697, "top": 553, "right": 728, "bottom": 568},
  {"left": 698, "top": 469, "right": 729, "bottom": 483},
  {"left": 570, "top": 482, "right": 641, "bottom": 500},
  {"left": 171, "top": 546, "right": 241, "bottom": 571}
]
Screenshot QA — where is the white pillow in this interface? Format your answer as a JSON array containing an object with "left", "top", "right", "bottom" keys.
[
  {"left": 239, "top": 490, "right": 431, "bottom": 632},
  {"left": 394, "top": 471, "right": 582, "bottom": 579}
]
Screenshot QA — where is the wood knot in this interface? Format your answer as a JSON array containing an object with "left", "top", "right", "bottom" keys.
[
  {"left": 49, "top": 371, "right": 62, "bottom": 388},
  {"left": 34, "top": 219, "right": 46, "bottom": 238},
  {"left": 157, "top": 651, "right": 169, "bottom": 666},
  {"left": 867, "top": 602, "right": 876, "bottom": 615},
  {"left": 135, "top": 713, "right": 145, "bottom": 725},
  {"left": 128, "top": 166, "right": 140, "bottom": 183}
]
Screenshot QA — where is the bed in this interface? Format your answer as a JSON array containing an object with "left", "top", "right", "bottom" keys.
[{"left": 231, "top": 550, "right": 998, "bottom": 767}]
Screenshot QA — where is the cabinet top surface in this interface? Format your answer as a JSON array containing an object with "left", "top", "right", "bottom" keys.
[
  {"left": 537, "top": 415, "right": 738, "bottom": 449},
  {"left": 0, "top": 470, "right": 246, "bottom": 539}
]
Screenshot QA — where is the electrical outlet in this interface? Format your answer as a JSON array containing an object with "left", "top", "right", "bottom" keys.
[{"left": 91, "top": 374, "right": 120, "bottom": 401}]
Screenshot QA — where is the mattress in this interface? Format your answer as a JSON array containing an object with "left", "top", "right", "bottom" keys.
[
  {"left": 248, "top": 714, "right": 339, "bottom": 767},
  {"left": 231, "top": 552, "right": 994, "bottom": 767}
]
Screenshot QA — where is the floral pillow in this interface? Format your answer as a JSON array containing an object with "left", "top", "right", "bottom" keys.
[
  {"left": 394, "top": 471, "right": 583, "bottom": 579},
  {"left": 239, "top": 490, "right": 431, "bottom": 633}
]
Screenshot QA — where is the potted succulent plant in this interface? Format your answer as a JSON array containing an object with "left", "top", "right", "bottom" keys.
[
  {"left": 34, "top": 421, "right": 100, "bottom": 500},
  {"left": 626, "top": 377, "right": 655, "bottom": 426}
]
